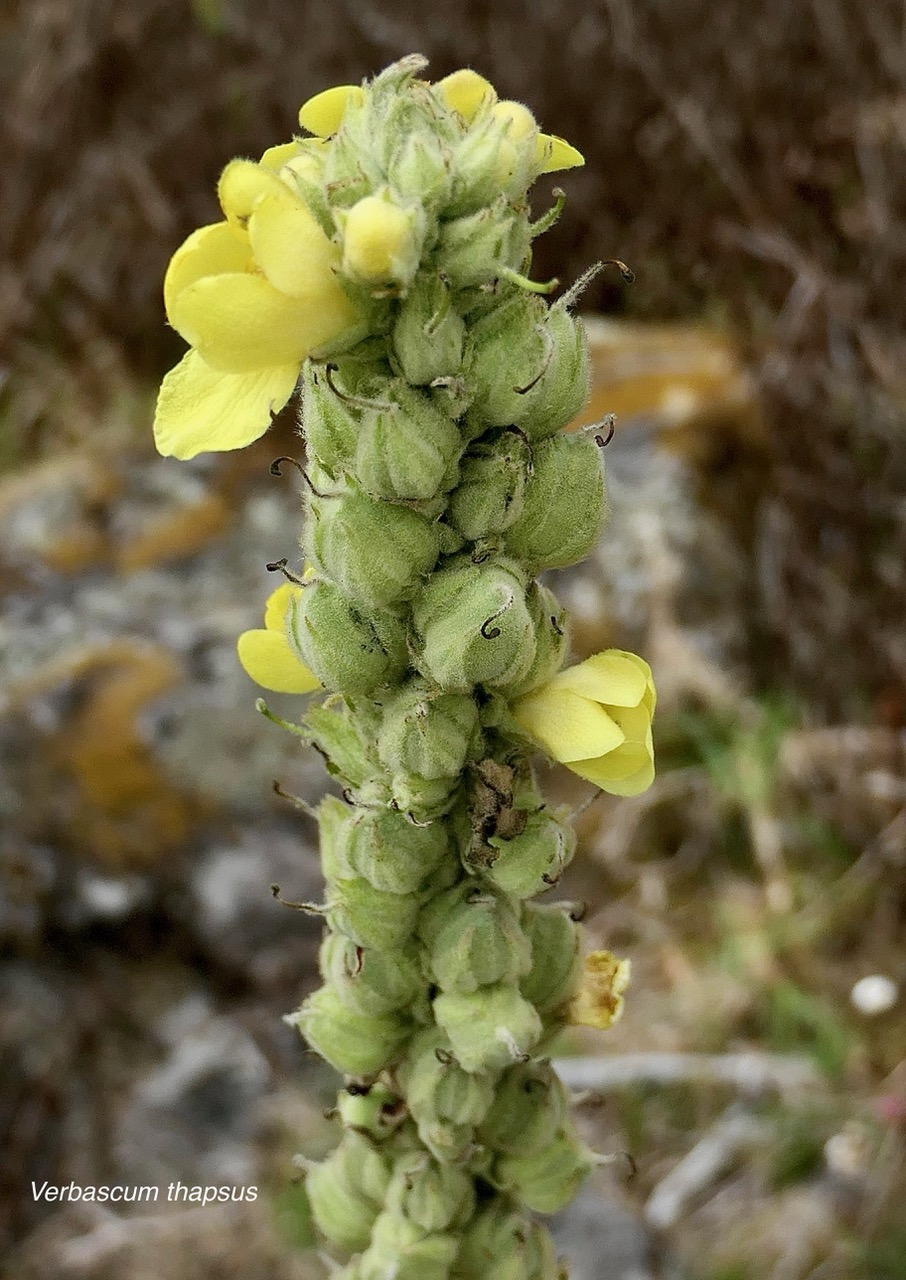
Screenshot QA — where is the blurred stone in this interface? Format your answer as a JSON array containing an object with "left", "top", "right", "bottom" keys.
[
  {"left": 551, "top": 1186, "right": 665, "bottom": 1280},
  {"left": 187, "top": 824, "right": 324, "bottom": 988}
]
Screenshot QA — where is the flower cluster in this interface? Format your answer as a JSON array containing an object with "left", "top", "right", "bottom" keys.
[{"left": 155, "top": 56, "right": 654, "bottom": 1280}]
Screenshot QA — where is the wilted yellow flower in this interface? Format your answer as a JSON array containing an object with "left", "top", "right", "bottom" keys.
[
  {"left": 154, "top": 159, "right": 360, "bottom": 460},
  {"left": 512, "top": 650, "right": 655, "bottom": 796},
  {"left": 237, "top": 583, "right": 320, "bottom": 694},
  {"left": 569, "top": 951, "right": 630, "bottom": 1030}
]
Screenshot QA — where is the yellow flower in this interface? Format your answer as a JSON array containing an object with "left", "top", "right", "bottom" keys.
[
  {"left": 512, "top": 650, "right": 655, "bottom": 796},
  {"left": 341, "top": 194, "right": 420, "bottom": 286},
  {"left": 154, "top": 159, "right": 360, "bottom": 461},
  {"left": 237, "top": 583, "right": 321, "bottom": 694},
  {"left": 569, "top": 951, "right": 631, "bottom": 1030},
  {"left": 434, "top": 71, "right": 584, "bottom": 174}
]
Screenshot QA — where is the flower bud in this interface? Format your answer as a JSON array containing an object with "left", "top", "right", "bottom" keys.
[
  {"left": 478, "top": 1061, "right": 568, "bottom": 1156},
  {"left": 412, "top": 559, "right": 536, "bottom": 693},
  {"left": 503, "top": 433, "right": 607, "bottom": 571},
  {"left": 308, "top": 484, "right": 441, "bottom": 608},
  {"left": 319, "top": 933, "right": 424, "bottom": 1016},
  {"left": 494, "top": 1121, "right": 595, "bottom": 1214},
  {"left": 420, "top": 883, "right": 531, "bottom": 994},
  {"left": 400, "top": 1030, "right": 496, "bottom": 1139},
  {"left": 519, "top": 904, "right": 582, "bottom": 1016},
  {"left": 519, "top": 305, "right": 591, "bottom": 441},
  {"left": 447, "top": 430, "right": 531, "bottom": 541},
  {"left": 388, "top": 130, "right": 452, "bottom": 206},
  {"left": 466, "top": 296, "right": 548, "bottom": 427},
  {"left": 359, "top": 1213, "right": 459, "bottom": 1280},
  {"left": 306, "top": 1132, "right": 390, "bottom": 1252},
  {"left": 433, "top": 983, "right": 542, "bottom": 1073},
  {"left": 378, "top": 681, "right": 481, "bottom": 781},
  {"left": 341, "top": 193, "right": 423, "bottom": 288},
  {"left": 301, "top": 361, "right": 359, "bottom": 476},
  {"left": 506, "top": 581, "right": 570, "bottom": 698},
  {"left": 288, "top": 580, "right": 408, "bottom": 694},
  {"left": 393, "top": 273, "right": 465, "bottom": 385},
  {"left": 289, "top": 986, "right": 409, "bottom": 1077},
  {"left": 486, "top": 808, "right": 575, "bottom": 899},
  {"left": 454, "top": 1202, "right": 535, "bottom": 1280},
  {"left": 386, "top": 1156, "right": 475, "bottom": 1233},
  {"left": 344, "top": 805, "right": 450, "bottom": 894},
  {"left": 389, "top": 771, "right": 462, "bottom": 823},
  {"left": 355, "top": 384, "right": 462, "bottom": 501},
  {"left": 327, "top": 875, "right": 421, "bottom": 950},
  {"left": 437, "top": 201, "right": 531, "bottom": 289},
  {"left": 522, "top": 1220, "right": 563, "bottom": 1280}
]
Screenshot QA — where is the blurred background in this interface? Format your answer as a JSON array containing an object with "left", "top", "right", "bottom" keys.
[{"left": 1, "top": 1, "right": 905, "bottom": 1277}]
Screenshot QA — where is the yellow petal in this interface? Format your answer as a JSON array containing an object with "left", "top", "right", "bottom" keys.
[
  {"left": 434, "top": 69, "right": 497, "bottom": 121},
  {"left": 168, "top": 272, "right": 317, "bottom": 371},
  {"left": 568, "top": 747, "right": 655, "bottom": 797},
  {"left": 248, "top": 189, "right": 345, "bottom": 300},
  {"left": 491, "top": 100, "right": 537, "bottom": 142},
  {"left": 553, "top": 651, "right": 649, "bottom": 708},
  {"left": 237, "top": 629, "right": 320, "bottom": 694},
  {"left": 153, "top": 350, "right": 298, "bottom": 460},
  {"left": 513, "top": 686, "right": 625, "bottom": 763},
  {"left": 217, "top": 158, "right": 290, "bottom": 226},
  {"left": 569, "top": 951, "right": 630, "bottom": 1030},
  {"left": 259, "top": 141, "right": 303, "bottom": 170},
  {"left": 264, "top": 582, "right": 302, "bottom": 632},
  {"left": 298, "top": 84, "right": 364, "bottom": 136},
  {"left": 163, "top": 222, "right": 251, "bottom": 326},
  {"left": 537, "top": 133, "right": 585, "bottom": 173}
]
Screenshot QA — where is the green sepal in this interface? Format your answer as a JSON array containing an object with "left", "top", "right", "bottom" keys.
[
  {"left": 319, "top": 933, "right": 424, "bottom": 1016},
  {"left": 519, "top": 903, "right": 582, "bottom": 1015},
  {"left": 419, "top": 882, "right": 531, "bottom": 994},
  {"left": 327, "top": 876, "right": 422, "bottom": 950},
  {"left": 447, "top": 429, "right": 531, "bottom": 541},
  {"left": 485, "top": 807, "right": 576, "bottom": 899},
  {"left": 477, "top": 1060, "right": 568, "bottom": 1156},
  {"left": 359, "top": 1212, "right": 459, "bottom": 1280},
  {"left": 493, "top": 1120, "right": 595, "bottom": 1214},
  {"left": 393, "top": 272, "right": 466, "bottom": 385},
  {"left": 338, "top": 803, "right": 451, "bottom": 893},
  {"left": 355, "top": 384, "right": 463, "bottom": 501},
  {"left": 386, "top": 1155, "right": 476, "bottom": 1233}
]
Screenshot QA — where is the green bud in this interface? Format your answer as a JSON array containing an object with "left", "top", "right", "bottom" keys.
[
  {"left": 378, "top": 680, "right": 481, "bottom": 781},
  {"left": 519, "top": 306, "right": 591, "bottom": 442},
  {"left": 288, "top": 581, "right": 408, "bottom": 694},
  {"left": 386, "top": 1156, "right": 475, "bottom": 1233},
  {"left": 519, "top": 904, "right": 582, "bottom": 1015},
  {"left": 308, "top": 483, "right": 441, "bottom": 608},
  {"left": 412, "top": 559, "right": 536, "bottom": 693},
  {"left": 360, "top": 1212, "right": 459, "bottom": 1280},
  {"left": 433, "top": 983, "right": 542, "bottom": 1073},
  {"left": 289, "top": 986, "right": 409, "bottom": 1077},
  {"left": 393, "top": 273, "right": 465, "bottom": 385},
  {"left": 437, "top": 200, "right": 531, "bottom": 289},
  {"left": 447, "top": 430, "right": 531, "bottom": 541},
  {"left": 337, "top": 804, "right": 451, "bottom": 893},
  {"left": 301, "top": 362, "right": 358, "bottom": 477},
  {"left": 355, "top": 383, "right": 462, "bottom": 502},
  {"left": 504, "top": 582, "right": 570, "bottom": 698},
  {"left": 494, "top": 1121, "right": 595, "bottom": 1214},
  {"left": 523, "top": 1221, "right": 564, "bottom": 1280},
  {"left": 398, "top": 1031, "right": 494, "bottom": 1160},
  {"left": 420, "top": 883, "right": 531, "bottom": 994},
  {"left": 388, "top": 128, "right": 452, "bottom": 206},
  {"left": 306, "top": 1139, "right": 387, "bottom": 1253},
  {"left": 389, "top": 771, "right": 462, "bottom": 823},
  {"left": 337, "top": 1084, "right": 407, "bottom": 1139},
  {"left": 319, "top": 933, "right": 424, "bottom": 1016},
  {"left": 327, "top": 876, "right": 421, "bottom": 951},
  {"left": 503, "top": 433, "right": 607, "bottom": 571},
  {"left": 485, "top": 808, "right": 575, "bottom": 899},
  {"left": 454, "top": 1201, "right": 534, "bottom": 1280},
  {"left": 466, "top": 296, "right": 548, "bottom": 427},
  {"left": 478, "top": 1061, "right": 568, "bottom": 1156}
]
